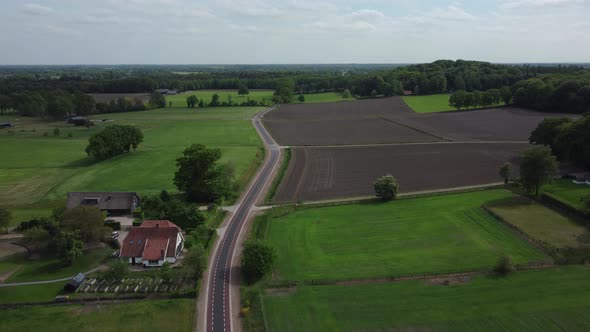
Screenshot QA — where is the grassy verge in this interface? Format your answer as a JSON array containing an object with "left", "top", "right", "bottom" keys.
[
  {"left": 263, "top": 189, "right": 545, "bottom": 281},
  {"left": 0, "top": 282, "right": 66, "bottom": 304},
  {"left": 264, "top": 148, "right": 291, "bottom": 205},
  {"left": 0, "top": 299, "right": 195, "bottom": 331},
  {"left": 543, "top": 179, "right": 590, "bottom": 211},
  {"left": 262, "top": 266, "right": 590, "bottom": 331},
  {"left": 402, "top": 94, "right": 453, "bottom": 113}
]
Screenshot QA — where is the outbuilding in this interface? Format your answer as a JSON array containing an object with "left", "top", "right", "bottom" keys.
[{"left": 64, "top": 273, "right": 86, "bottom": 292}]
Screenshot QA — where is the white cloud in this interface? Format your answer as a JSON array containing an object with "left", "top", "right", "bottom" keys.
[
  {"left": 499, "top": 0, "right": 584, "bottom": 9},
  {"left": 350, "top": 9, "right": 385, "bottom": 20},
  {"left": 220, "top": 0, "right": 284, "bottom": 17},
  {"left": 45, "top": 25, "right": 82, "bottom": 37},
  {"left": 75, "top": 15, "right": 122, "bottom": 24},
  {"left": 22, "top": 3, "right": 54, "bottom": 16},
  {"left": 404, "top": 4, "right": 476, "bottom": 24}
]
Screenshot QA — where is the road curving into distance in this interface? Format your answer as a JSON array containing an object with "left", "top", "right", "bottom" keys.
[{"left": 204, "top": 106, "right": 281, "bottom": 332}]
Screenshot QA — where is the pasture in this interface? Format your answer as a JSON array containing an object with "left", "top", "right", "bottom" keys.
[
  {"left": 0, "top": 299, "right": 195, "bottom": 331},
  {"left": 263, "top": 266, "right": 590, "bottom": 331},
  {"left": 263, "top": 189, "right": 545, "bottom": 281},
  {"left": 544, "top": 179, "right": 590, "bottom": 211},
  {"left": 402, "top": 94, "right": 453, "bottom": 113},
  {"left": 166, "top": 90, "right": 274, "bottom": 107},
  {"left": 487, "top": 197, "right": 590, "bottom": 248},
  {"left": 0, "top": 107, "right": 263, "bottom": 225}
]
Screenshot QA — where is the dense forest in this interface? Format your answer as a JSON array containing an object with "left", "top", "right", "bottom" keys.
[{"left": 0, "top": 60, "right": 589, "bottom": 118}]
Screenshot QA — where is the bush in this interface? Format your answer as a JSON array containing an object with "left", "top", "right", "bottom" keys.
[
  {"left": 374, "top": 175, "right": 399, "bottom": 201},
  {"left": 104, "top": 220, "right": 121, "bottom": 231},
  {"left": 494, "top": 255, "right": 515, "bottom": 276},
  {"left": 132, "top": 210, "right": 144, "bottom": 219},
  {"left": 242, "top": 240, "right": 276, "bottom": 284},
  {"left": 85, "top": 124, "right": 143, "bottom": 160},
  {"left": 132, "top": 219, "right": 143, "bottom": 227},
  {"left": 53, "top": 128, "right": 60, "bottom": 136}
]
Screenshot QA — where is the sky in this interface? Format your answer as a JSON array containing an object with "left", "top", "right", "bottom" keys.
[{"left": 0, "top": 0, "right": 589, "bottom": 64}]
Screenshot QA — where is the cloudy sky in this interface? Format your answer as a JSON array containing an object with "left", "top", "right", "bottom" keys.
[{"left": 0, "top": 0, "right": 588, "bottom": 64}]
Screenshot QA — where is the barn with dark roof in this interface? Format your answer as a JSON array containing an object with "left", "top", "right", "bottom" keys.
[{"left": 66, "top": 192, "right": 140, "bottom": 215}]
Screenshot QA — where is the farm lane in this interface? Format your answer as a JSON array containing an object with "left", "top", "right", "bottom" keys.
[{"left": 201, "top": 106, "right": 281, "bottom": 332}]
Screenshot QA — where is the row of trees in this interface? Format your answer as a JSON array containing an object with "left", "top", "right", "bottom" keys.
[
  {"left": 529, "top": 116, "right": 590, "bottom": 168},
  {"left": 0, "top": 90, "right": 95, "bottom": 118},
  {"left": 86, "top": 125, "right": 144, "bottom": 160},
  {"left": 512, "top": 76, "right": 590, "bottom": 113},
  {"left": 448, "top": 87, "right": 512, "bottom": 111}
]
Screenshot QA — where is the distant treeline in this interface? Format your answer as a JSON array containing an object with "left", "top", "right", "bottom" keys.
[
  {"left": 0, "top": 60, "right": 589, "bottom": 117},
  {"left": 530, "top": 116, "right": 590, "bottom": 168}
]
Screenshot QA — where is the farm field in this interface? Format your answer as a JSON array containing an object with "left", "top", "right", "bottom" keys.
[
  {"left": 0, "top": 299, "right": 195, "bottom": 331},
  {"left": 0, "top": 282, "right": 65, "bottom": 304},
  {"left": 264, "top": 97, "right": 577, "bottom": 146},
  {"left": 544, "top": 179, "right": 590, "bottom": 210},
  {"left": 487, "top": 197, "right": 590, "bottom": 248},
  {"left": 273, "top": 143, "right": 528, "bottom": 203},
  {"left": 263, "top": 266, "right": 590, "bottom": 332},
  {"left": 263, "top": 189, "right": 545, "bottom": 281},
  {"left": 165, "top": 89, "right": 274, "bottom": 107},
  {"left": 402, "top": 94, "right": 453, "bottom": 113},
  {"left": 0, "top": 107, "right": 263, "bottom": 226}
]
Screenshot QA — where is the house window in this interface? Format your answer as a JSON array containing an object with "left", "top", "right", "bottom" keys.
[{"left": 149, "top": 260, "right": 158, "bottom": 264}]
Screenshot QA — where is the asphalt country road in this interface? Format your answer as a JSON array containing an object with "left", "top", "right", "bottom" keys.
[{"left": 205, "top": 106, "right": 281, "bottom": 332}]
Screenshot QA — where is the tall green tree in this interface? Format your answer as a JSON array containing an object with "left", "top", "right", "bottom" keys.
[
  {"left": 149, "top": 92, "right": 166, "bottom": 108},
  {"left": 174, "top": 144, "right": 235, "bottom": 202},
  {"left": 238, "top": 83, "right": 249, "bottom": 95},
  {"left": 60, "top": 206, "right": 106, "bottom": 243},
  {"left": 73, "top": 91, "right": 96, "bottom": 116},
  {"left": 0, "top": 94, "right": 13, "bottom": 115},
  {"left": 519, "top": 146, "right": 558, "bottom": 196},
  {"left": 241, "top": 240, "right": 276, "bottom": 284},
  {"left": 85, "top": 125, "right": 143, "bottom": 160},
  {"left": 0, "top": 208, "right": 11, "bottom": 233},
  {"left": 55, "top": 231, "right": 84, "bottom": 266},
  {"left": 186, "top": 95, "right": 198, "bottom": 108},
  {"left": 499, "top": 163, "right": 511, "bottom": 184}
]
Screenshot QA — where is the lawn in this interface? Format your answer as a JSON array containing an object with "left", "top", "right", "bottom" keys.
[
  {"left": 403, "top": 94, "right": 453, "bottom": 113},
  {"left": 0, "top": 282, "right": 65, "bottom": 304},
  {"left": 544, "top": 179, "right": 590, "bottom": 211},
  {"left": 263, "top": 266, "right": 590, "bottom": 331},
  {"left": 165, "top": 90, "right": 354, "bottom": 107},
  {"left": 0, "top": 107, "right": 263, "bottom": 225},
  {"left": 0, "top": 299, "right": 195, "bottom": 331},
  {"left": 0, "top": 247, "right": 112, "bottom": 283},
  {"left": 296, "top": 92, "right": 354, "bottom": 103},
  {"left": 166, "top": 90, "right": 274, "bottom": 107},
  {"left": 487, "top": 197, "right": 590, "bottom": 248},
  {"left": 262, "top": 190, "right": 545, "bottom": 281}
]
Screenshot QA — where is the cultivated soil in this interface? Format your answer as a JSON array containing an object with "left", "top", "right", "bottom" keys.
[{"left": 265, "top": 97, "right": 579, "bottom": 202}]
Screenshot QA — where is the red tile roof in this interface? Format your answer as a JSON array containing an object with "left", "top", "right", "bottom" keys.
[{"left": 120, "top": 220, "right": 181, "bottom": 260}]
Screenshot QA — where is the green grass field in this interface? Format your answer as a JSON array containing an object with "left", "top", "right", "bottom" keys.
[
  {"left": 263, "top": 190, "right": 545, "bottom": 281},
  {"left": 402, "top": 94, "right": 453, "bottom": 113},
  {"left": 0, "top": 247, "right": 112, "bottom": 283},
  {"left": 263, "top": 266, "right": 590, "bottom": 331},
  {"left": 165, "top": 90, "right": 354, "bottom": 108},
  {"left": 487, "top": 197, "right": 590, "bottom": 248},
  {"left": 0, "top": 299, "right": 195, "bottom": 331},
  {"left": 544, "top": 179, "right": 590, "bottom": 211},
  {"left": 0, "top": 107, "right": 263, "bottom": 226},
  {"left": 166, "top": 90, "right": 274, "bottom": 107},
  {"left": 0, "top": 282, "right": 65, "bottom": 304}
]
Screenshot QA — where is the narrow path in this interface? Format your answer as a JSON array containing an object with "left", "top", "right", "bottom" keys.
[
  {"left": 0, "top": 265, "right": 106, "bottom": 287},
  {"left": 201, "top": 106, "right": 281, "bottom": 332}
]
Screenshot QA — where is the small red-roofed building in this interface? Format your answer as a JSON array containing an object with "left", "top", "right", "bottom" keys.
[{"left": 120, "top": 220, "right": 185, "bottom": 267}]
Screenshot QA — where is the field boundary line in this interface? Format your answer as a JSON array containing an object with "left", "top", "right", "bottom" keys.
[
  {"left": 287, "top": 140, "right": 530, "bottom": 149},
  {"left": 264, "top": 264, "right": 559, "bottom": 290},
  {"left": 377, "top": 116, "right": 451, "bottom": 142}
]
